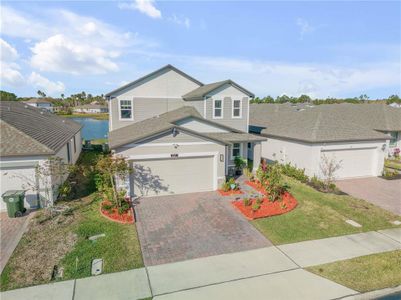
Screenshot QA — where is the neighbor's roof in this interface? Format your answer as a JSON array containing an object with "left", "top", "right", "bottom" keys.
[
  {"left": 74, "top": 104, "right": 108, "bottom": 109},
  {"left": 249, "top": 103, "right": 399, "bottom": 143},
  {"left": 23, "top": 98, "right": 53, "bottom": 104},
  {"left": 0, "top": 101, "right": 82, "bottom": 157},
  {"left": 105, "top": 64, "right": 204, "bottom": 97},
  {"left": 183, "top": 80, "right": 255, "bottom": 101},
  {"left": 109, "top": 106, "right": 263, "bottom": 148}
]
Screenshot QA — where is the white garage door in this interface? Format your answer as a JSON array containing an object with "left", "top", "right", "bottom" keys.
[
  {"left": 321, "top": 148, "right": 376, "bottom": 179},
  {"left": 131, "top": 156, "right": 215, "bottom": 197},
  {"left": 0, "top": 167, "right": 39, "bottom": 211}
]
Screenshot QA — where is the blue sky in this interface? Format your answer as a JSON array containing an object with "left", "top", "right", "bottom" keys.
[{"left": 1, "top": 1, "right": 400, "bottom": 98}]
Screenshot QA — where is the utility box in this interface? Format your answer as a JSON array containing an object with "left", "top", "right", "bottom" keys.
[{"left": 2, "top": 190, "right": 26, "bottom": 218}]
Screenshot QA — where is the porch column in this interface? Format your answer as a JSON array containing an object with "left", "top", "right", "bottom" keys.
[{"left": 252, "top": 142, "right": 262, "bottom": 172}]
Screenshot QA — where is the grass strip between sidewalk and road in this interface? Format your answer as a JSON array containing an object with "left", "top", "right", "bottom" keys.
[{"left": 306, "top": 250, "right": 401, "bottom": 292}]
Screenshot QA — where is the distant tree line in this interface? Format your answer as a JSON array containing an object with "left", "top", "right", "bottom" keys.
[
  {"left": 251, "top": 94, "right": 401, "bottom": 105},
  {"left": 0, "top": 90, "right": 106, "bottom": 114}
]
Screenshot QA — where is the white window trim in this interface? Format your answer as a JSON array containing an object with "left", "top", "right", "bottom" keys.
[
  {"left": 230, "top": 143, "right": 242, "bottom": 159},
  {"left": 118, "top": 99, "right": 134, "bottom": 121},
  {"left": 212, "top": 99, "right": 224, "bottom": 119},
  {"left": 231, "top": 99, "right": 242, "bottom": 119}
]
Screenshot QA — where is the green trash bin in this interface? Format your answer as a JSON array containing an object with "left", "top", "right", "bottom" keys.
[{"left": 2, "top": 190, "right": 26, "bottom": 218}]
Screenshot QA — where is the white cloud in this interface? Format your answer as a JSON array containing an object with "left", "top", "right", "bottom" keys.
[
  {"left": 296, "top": 18, "right": 315, "bottom": 40},
  {"left": 118, "top": 0, "right": 162, "bottom": 19},
  {"left": 1, "top": 6, "right": 143, "bottom": 75},
  {"left": 28, "top": 72, "right": 65, "bottom": 95},
  {"left": 31, "top": 34, "right": 119, "bottom": 74},
  {"left": 168, "top": 14, "right": 190, "bottom": 29},
  {"left": 0, "top": 39, "right": 24, "bottom": 87}
]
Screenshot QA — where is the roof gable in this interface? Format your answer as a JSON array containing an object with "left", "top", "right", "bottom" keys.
[
  {"left": 105, "top": 64, "right": 203, "bottom": 97},
  {"left": 183, "top": 80, "right": 254, "bottom": 101}
]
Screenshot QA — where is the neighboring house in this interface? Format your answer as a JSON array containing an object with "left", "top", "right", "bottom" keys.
[
  {"left": 73, "top": 104, "right": 109, "bottom": 114},
  {"left": 0, "top": 101, "right": 82, "bottom": 211},
  {"left": 106, "top": 64, "right": 265, "bottom": 197},
  {"left": 23, "top": 98, "right": 54, "bottom": 112},
  {"left": 250, "top": 103, "right": 401, "bottom": 179}
]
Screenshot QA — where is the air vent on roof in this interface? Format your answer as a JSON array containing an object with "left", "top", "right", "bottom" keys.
[{"left": 24, "top": 105, "right": 28, "bottom": 108}]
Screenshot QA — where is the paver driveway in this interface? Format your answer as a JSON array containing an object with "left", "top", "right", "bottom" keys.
[
  {"left": 336, "top": 177, "right": 401, "bottom": 215},
  {"left": 134, "top": 192, "right": 271, "bottom": 266}
]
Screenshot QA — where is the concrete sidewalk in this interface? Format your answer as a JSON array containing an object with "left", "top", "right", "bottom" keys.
[
  {"left": 278, "top": 229, "right": 401, "bottom": 267},
  {"left": 1, "top": 228, "right": 400, "bottom": 300}
]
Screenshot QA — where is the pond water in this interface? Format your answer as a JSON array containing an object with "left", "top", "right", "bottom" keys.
[{"left": 71, "top": 117, "right": 109, "bottom": 141}]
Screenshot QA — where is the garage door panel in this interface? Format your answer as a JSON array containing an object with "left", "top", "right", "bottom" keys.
[
  {"left": 132, "top": 156, "right": 214, "bottom": 197},
  {"left": 321, "top": 148, "right": 375, "bottom": 179}
]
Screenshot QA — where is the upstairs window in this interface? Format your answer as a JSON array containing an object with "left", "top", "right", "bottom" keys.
[
  {"left": 213, "top": 99, "right": 223, "bottom": 119},
  {"left": 232, "top": 99, "right": 242, "bottom": 118},
  {"left": 119, "top": 100, "right": 133, "bottom": 120}
]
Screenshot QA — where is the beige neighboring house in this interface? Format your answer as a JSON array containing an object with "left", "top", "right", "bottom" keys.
[
  {"left": 250, "top": 103, "right": 401, "bottom": 179},
  {"left": 73, "top": 104, "right": 109, "bottom": 114},
  {"left": 23, "top": 98, "right": 54, "bottom": 112},
  {"left": 106, "top": 64, "right": 265, "bottom": 198},
  {"left": 0, "top": 101, "right": 82, "bottom": 211}
]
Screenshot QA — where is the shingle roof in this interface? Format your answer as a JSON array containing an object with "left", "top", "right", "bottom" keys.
[
  {"left": 23, "top": 98, "right": 53, "bottom": 104},
  {"left": 203, "top": 132, "right": 266, "bottom": 143},
  {"left": 0, "top": 101, "right": 82, "bottom": 157},
  {"left": 105, "top": 64, "right": 204, "bottom": 97},
  {"left": 250, "top": 103, "right": 398, "bottom": 143},
  {"left": 109, "top": 106, "right": 263, "bottom": 148},
  {"left": 183, "top": 80, "right": 255, "bottom": 101}
]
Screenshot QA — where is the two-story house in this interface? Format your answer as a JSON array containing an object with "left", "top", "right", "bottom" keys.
[
  {"left": 23, "top": 98, "right": 54, "bottom": 112},
  {"left": 106, "top": 65, "right": 265, "bottom": 197}
]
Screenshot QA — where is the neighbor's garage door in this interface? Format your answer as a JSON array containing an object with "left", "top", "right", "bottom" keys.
[
  {"left": 321, "top": 148, "right": 376, "bottom": 179},
  {"left": 131, "top": 156, "right": 215, "bottom": 197}
]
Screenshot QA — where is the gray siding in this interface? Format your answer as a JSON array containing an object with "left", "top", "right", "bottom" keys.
[{"left": 205, "top": 96, "right": 248, "bottom": 132}]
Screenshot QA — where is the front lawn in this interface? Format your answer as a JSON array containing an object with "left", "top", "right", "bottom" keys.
[
  {"left": 251, "top": 177, "right": 400, "bottom": 244},
  {"left": 307, "top": 250, "right": 401, "bottom": 292},
  {"left": 0, "top": 151, "right": 143, "bottom": 291}
]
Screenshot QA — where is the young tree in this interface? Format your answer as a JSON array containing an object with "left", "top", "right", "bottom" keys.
[
  {"left": 95, "top": 155, "right": 132, "bottom": 209},
  {"left": 319, "top": 154, "right": 342, "bottom": 189}
]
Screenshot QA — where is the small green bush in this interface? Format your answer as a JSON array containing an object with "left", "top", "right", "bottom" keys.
[
  {"left": 255, "top": 197, "right": 262, "bottom": 205},
  {"left": 280, "top": 163, "right": 309, "bottom": 183},
  {"left": 251, "top": 202, "right": 261, "bottom": 211},
  {"left": 243, "top": 198, "right": 251, "bottom": 206}
]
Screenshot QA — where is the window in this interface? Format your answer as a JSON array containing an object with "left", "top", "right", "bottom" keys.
[
  {"left": 213, "top": 99, "right": 223, "bottom": 119},
  {"left": 232, "top": 143, "right": 241, "bottom": 158},
  {"left": 66, "top": 142, "right": 71, "bottom": 163},
  {"left": 232, "top": 99, "right": 242, "bottom": 118},
  {"left": 390, "top": 132, "right": 398, "bottom": 147},
  {"left": 73, "top": 136, "right": 76, "bottom": 153},
  {"left": 119, "top": 100, "right": 133, "bottom": 120}
]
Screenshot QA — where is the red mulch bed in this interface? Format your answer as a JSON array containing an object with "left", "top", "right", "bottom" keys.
[
  {"left": 232, "top": 193, "right": 297, "bottom": 220},
  {"left": 218, "top": 189, "right": 244, "bottom": 196},
  {"left": 233, "top": 180, "right": 298, "bottom": 220},
  {"left": 100, "top": 201, "right": 135, "bottom": 224}
]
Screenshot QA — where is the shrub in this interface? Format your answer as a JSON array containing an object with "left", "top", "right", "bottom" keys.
[
  {"left": 234, "top": 156, "right": 247, "bottom": 171},
  {"left": 221, "top": 181, "right": 231, "bottom": 192},
  {"left": 309, "top": 175, "right": 325, "bottom": 191},
  {"left": 251, "top": 202, "right": 261, "bottom": 211},
  {"left": 263, "top": 164, "right": 289, "bottom": 202},
  {"left": 228, "top": 177, "right": 238, "bottom": 190},
  {"left": 280, "top": 163, "right": 309, "bottom": 183},
  {"left": 255, "top": 197, "right": 262, "bottom": 205},
  {"left": 382, "top": 168, "right": 398, "bottom": 179},
  {"left": 243, "top": 168, "right": 254, "bottom": 181},
  {"left": 243, "top": 198, "right": 251, "bottom": 206}
]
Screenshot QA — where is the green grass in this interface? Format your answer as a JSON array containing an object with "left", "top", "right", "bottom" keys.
[
  {"left": 307, "top": 250, "right": 401, "bottom": 292},
  {"left": 0, "top": 151, "right": 143, "bottom": 291},
  {"left": 60, "top": 197, "right": 143, "bottom": 280},
  {"left": 58, "top": 113, "right": 109, "bottom": 120},
  {"left": 251, "top": 177, "right": 401, "bottom": 244}
]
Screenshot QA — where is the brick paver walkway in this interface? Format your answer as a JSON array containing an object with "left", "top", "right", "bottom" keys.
[
  {"left": 0, "top": 211, "right": 34, "bottom": 273},
  {"left": 135, "top": 190, "right": 271, "bottom": 266},
  {"left": 336, "top": 177, "right": 401, "bottom": 216}
]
